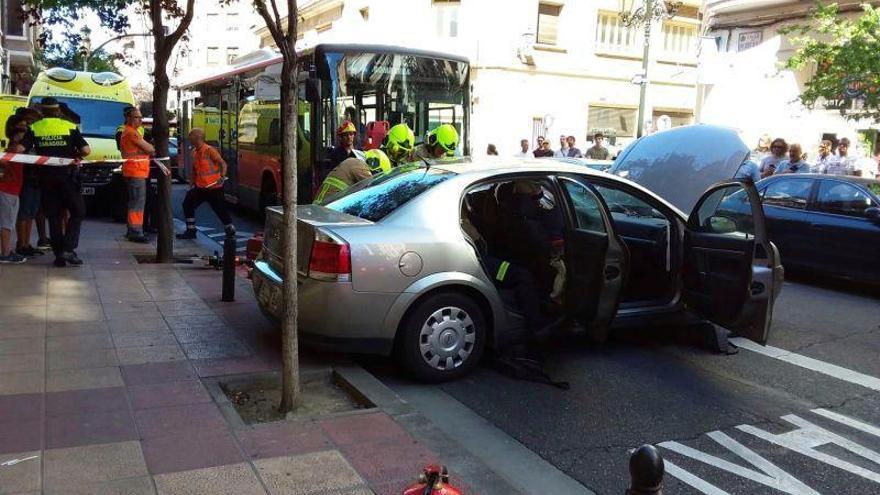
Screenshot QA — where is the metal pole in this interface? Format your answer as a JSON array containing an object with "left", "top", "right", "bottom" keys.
[
  {"left": 635, "top": 0, "right": 653, "bottom": 138},
  {"left": 221, "top": 232, "right": 236, "bottom": 301}
]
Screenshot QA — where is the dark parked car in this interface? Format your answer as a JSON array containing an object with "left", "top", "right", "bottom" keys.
[{"left": 749, "top": 174, "right": 880, "bottom": 284}]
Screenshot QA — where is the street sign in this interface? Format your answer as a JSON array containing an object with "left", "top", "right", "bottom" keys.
[{"left": 737, "top": 31, "right": 763, "bottom": 51}]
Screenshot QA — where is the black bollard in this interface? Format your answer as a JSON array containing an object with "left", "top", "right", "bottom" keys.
[
  {"left": 627, "top": 444, "right": 664, "bottom": 495},
  {"left": 221, "top": 232, "right": 235, "bottom": 302}
]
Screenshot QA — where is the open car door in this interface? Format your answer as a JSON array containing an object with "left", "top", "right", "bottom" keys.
[
  {"left": 559, "top": 177, "right": 629, "bottom": 343},
  {"left": 683, "top": 181, "right": 783, "bottom": 344}
]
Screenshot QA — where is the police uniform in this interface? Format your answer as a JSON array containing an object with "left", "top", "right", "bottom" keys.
[
  {"left": 23, "top": 115, "right": 89, "bottom": 262},
  {"left": 178, "top": 143, "right": 232, "bottom": 237},
  {"left": 120, "top": 124, "right": 150, "bottom": 239},
  {"left": 314, "top": 157, "right": 372, "bottom": 204}
]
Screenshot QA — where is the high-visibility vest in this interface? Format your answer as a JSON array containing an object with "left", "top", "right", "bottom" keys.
[
  {"left": 315, "top": 176, "right": 350, "bottom": 204},
  {"left": 29, "top": 117, "right": 78, "bottom": 154},
  {"left": 120, "top": 124, "right": 150, "bottom": 179},
  {"left": 192, "top": 144, "right": 223, "bottom": 189}
]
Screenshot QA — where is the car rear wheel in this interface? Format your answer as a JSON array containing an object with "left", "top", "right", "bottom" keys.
[{"left": 399, "top": 292, "right": 487, "bottom": 382}]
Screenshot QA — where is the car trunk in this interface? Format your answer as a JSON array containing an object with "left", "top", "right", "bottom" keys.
[{"left": 262, "top": 205, "right": 371, "bottom": 276}]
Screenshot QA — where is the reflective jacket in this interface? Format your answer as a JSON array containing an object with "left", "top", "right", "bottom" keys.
[
  {"left": 121, "top": 124, "right": 150, "bottom": 178},
  {"left": 314, "top": 157, "right": 371, "bottom": 204},
  {"left": 192, "top": 143, "right": 224, "bottom": 189}
]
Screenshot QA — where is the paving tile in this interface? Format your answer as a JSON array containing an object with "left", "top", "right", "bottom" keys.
[
  {"left": 121, "top": 362, "right": 197, "bottom": 386},
  {"left": 46, "top": 387, "right": 129, "bottom": 418},
  {"left": 170, "top": 325, "right": 237, "bottom": 344},
  {"left": 237, "top": 422, "right": 332, "bottom": 460},
  {"left": 0, "top": 323, "right": 46, "bottom": 340},
  {"left": 47, "top": 367, "right": 124, "bottom": 393},
  {"left": 191, "top": 357, "right": 279, "bottom": 378},
  {"left": 134, "top": 403, "right": 227, "bottom": 439},
  {"left": 0, "top": 419, "right": 42, "bottom": 455},
  {"left": 48, "top": 348, "right": 120, "bottom": 371},
  {"left": 153, "top": 463, "right": 266, "bottom": 495},
  {"left": 319, "top": 413, "right": 409, "bottom": 447},
  {"left": 141, "top": 429, "right": 243, "bottom": 475},
  {"left": 47, "top": 320, "right": 110, "bottom": 336},
  {"left": 0, "top": 352, "right": 45, "bottom": 373},
  {"left": 47, "top": 304, "right": 105, "bottom": 323},
  {"left": 164, "top": 314, "right": 225, "bottom": 331},
  {"left": 254, "top": 450, "right": 364, "bottom": 495},
  {"left": 340, "top": 438, "right": 438, "bottom": 486},
  {"left": 0, "top": 371, "right": 44, "bottom": 395},
  {"left": 0, "top": 451, "right": 41, "bottom": 493},
  {"left": 43, "top": 476, "right": 156, "bottom": 495},
  {"left": 146, "top": 288, "right": 200, "bottom": 302},
  {"left": 181, "top": 340, "right": 250, "bottom": 360},
  {"left": 0, "top": 305, "right": 46, "bottom": 324},
  {"left": 102, "top": 301, "right": 159, "bottom": 319},
  {"left": 0, "top": 337, "right": 43, "bottom": 356},
  {"left": 44, "top": 441, "right": 148, "bottom": 487},
  {"left": 0, "top": 393, "right": 42, "bottom": 422},
  {"left": 108, "top": 318, "right": 170, "bottom": 333},
  {"left": 47, "top": 410, "right": 138, "bottom": 449},
  {"left": 46, "top": 333, "right": 114, "bottom": 352},
  {"left": 116, "top": 345, "right": 187, "bottom": 366},
  {"left": 112, "top": 331, "right": 179, "bottom": 348},
  {"left": 128, "top": 380, "right": 212, "bottom": 410}
]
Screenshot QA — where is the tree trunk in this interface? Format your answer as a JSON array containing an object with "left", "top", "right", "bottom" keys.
[
  {"left": 279, "top": 55, "right": 300, "bottom": 413},
  {"left": 152, "top": 66, "right": 174, "bottom": 263}
]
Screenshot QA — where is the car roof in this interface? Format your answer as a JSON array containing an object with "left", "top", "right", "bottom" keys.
[{"left": 762, "top": 174, "right": 879, "bottom": 186}]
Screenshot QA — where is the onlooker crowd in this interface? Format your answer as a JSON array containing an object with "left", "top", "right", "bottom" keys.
[
  {"left": 747, "top": 135, "right": 880, "bottom": 179},
  {"left": 511, "top": 132, "right": 612, "bottom": 160}
]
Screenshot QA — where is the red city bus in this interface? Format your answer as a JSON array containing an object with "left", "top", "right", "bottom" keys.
[{"left": 176, "top": 43, "right": 470, "bottom": 209}]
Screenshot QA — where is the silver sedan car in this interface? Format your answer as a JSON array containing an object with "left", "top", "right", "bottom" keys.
[{"left": 253, "top": 125, "right": 783, "bottom": 382}]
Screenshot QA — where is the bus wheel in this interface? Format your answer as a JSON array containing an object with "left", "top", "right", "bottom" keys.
[{"left": 259, "top": 178, "right": 278, "bottom": 213}]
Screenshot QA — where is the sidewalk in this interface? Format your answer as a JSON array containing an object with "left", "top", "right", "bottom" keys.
[{"left": 0, "top": 219, "right": 505, "bottom": 495}]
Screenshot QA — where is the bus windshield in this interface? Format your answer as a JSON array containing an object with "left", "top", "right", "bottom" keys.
[
  {"left": 322, "top": 51, "right": 469, "bottom": 154},
  {"left": 48, "top": 97, "right": 130, "bottom": 139}
]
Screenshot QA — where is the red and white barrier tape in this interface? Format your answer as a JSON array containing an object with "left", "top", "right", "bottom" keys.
[{"left": 0, "top": 153, "right": 172, "bottom": 167}]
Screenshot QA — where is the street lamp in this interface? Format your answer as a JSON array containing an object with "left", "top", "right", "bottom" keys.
[
  {"left": 619, "top": 0, "right": 681, "bottom": 137},
  {"left": 80, "top": 28, "right": 92, "bottom": 71}
]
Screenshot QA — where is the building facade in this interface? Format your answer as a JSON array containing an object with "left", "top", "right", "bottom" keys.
[
  {"left": 1, "top": 0, "right": 38, "bottom": 95},
  {"left": 259, "top": 0, "right": 701, "bottom": 156},
  {"left": 106, "top": 1, "right": 262, "bottom": 112},
  {"left": 698, "top": 0, "right": 880, "bottom": 155}
]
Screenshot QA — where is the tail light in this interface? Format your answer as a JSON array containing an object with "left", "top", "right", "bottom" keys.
[{"left": 308, "top": 231, "right": 351, "bottom": 281}]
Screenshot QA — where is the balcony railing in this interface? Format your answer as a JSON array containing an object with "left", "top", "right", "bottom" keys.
[{"left": 595, "top": 11, "right": 641, "bottom": 57}]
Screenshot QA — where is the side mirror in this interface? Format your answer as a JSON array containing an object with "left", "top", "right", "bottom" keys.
[
  {"left": 865, "top": 206, "right": 880, "bottom": 222},
  {"left": 706, "top": 215, "right": 738, "bottom": 234},
  {"left": 306, "top": 78, "right": 321, "bottom": 103}
]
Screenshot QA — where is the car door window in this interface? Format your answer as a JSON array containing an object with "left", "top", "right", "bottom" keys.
[
  {"left": 694, "top": 184, "right": 755, "bottom": 238},
  {"left": 815, "top": 181, "right": 875, "bottom": 217},
  {"left": 762, "top": 179, "right": 812, "bottom": 210},
  {"left": 560, "top": 180, "right": 606, "bottom": 234}
]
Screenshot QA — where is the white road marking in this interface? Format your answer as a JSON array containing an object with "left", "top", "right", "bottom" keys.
[
  {"left": 663, "top": 460, "right": 731, "bottom": 495},
  {"left": 729, "top": 337, "right": 880, "bottom": 392},
  {"left": 738, "top": 414, "right": 880, "bottom": 483},
  {"left": 206, "top": 233, "right": 226, "bottom": 238},
  {"left": 813, "top": 408, "right": 880, "bottom": 438},
  {"left": 661, "top": 431, "right": 819, "bottom": 494}
]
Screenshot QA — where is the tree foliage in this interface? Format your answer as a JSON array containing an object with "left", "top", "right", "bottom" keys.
[
  {"left": 34, "top": 43, "right": 119, "bottom": 74},
  {"left": 783, "top": 2, "right": 880, "bottom": 121}
]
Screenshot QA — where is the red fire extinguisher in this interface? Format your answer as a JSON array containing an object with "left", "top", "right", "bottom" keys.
[{"left": 401, "top": 464, "right": 464, "bottom": 495}]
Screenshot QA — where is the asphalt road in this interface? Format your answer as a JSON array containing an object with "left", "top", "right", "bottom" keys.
[
  {"left": 364, "top": 275, "right": 880, "bottom": 494},
  {"left": 170, "top": 183, "right": 265, "bottom": 255}
]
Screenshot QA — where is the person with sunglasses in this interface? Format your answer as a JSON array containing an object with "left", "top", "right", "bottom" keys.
[{"left": 760, "top": 138, "right": 788, "bottom": 178}]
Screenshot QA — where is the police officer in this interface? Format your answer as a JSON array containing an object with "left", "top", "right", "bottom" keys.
[
  {"left": 176, "top": 128, "right": 235, "bottom": 239},
  {"left": 23, "top": 97, "right": 91, "bottom": 267},
  {"left": 411, "top": 123, "right": 459, "bottom": 161},
  {"left": 119, "top": 107, "right": 154, "bottom": 243},
  {"left": 314, "top": 149, "right": 390, "bottom": 204},
  {"left": 380, "top": 123, "right": 415, "bottom": 166}
]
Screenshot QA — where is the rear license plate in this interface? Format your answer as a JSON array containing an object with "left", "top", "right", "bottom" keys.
[
  {"left": 258, "top": 280, "right": 282, "bottom": 315},
  {"left": 81, "top": 186, "right": 95, "bottom": 195}
]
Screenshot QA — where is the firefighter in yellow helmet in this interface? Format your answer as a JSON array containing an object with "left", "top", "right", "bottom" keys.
[
  {"left": 380, "top": 123, "right": 415, "bottom": 166},
  {"left": 314, "top": 149, "right": 390, "bottom": 204},
  {"left": 411, "top": 123, "right": 459, "bottom": 161}
]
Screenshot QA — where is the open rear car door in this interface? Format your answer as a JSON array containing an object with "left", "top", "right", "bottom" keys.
[{"left": 683, "top": 181, "right": 784, "bottom": 344}]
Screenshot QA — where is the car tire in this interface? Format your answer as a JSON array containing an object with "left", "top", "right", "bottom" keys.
[
  {"left": 259, "top": 179, "right": 278, "bottom": 214},
  {"left": 399, "top": 292, "right": 487, "bottom": 382}
]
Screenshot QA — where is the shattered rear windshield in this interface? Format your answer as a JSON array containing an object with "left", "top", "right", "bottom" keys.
[{"left": 325, "top": 166, "right": 454, "bottom": 222}]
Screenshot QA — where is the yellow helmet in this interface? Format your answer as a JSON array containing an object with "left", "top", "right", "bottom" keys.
[
  {"left": 364, "top": 149, "right": 392, "bottom": 175},
  {"left": 381, "top": 123, "right": 415, "bottom": 163},
  {"left": 426, "top": 123, "right": 459, "bottom": 157}
]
